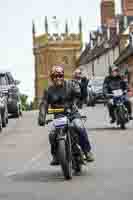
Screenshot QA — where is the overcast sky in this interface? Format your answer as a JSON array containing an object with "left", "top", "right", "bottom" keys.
[{"left": 0, "top": 0, "right": 121, "bottom": 101}]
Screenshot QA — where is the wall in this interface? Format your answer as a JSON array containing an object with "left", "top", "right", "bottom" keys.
[{"left": 80, "top": 46, "right": 119, "bottom": 78}]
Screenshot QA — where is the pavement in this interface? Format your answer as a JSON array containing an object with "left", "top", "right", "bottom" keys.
[{"left": 0, "top": 105, "right": 132, "bottom": 199}]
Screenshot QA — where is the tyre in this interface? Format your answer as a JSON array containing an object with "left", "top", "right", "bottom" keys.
[
  {"left": 0, "top": 114, "right": 2, "bottom": 132},
  {"left": 6, "top": 116, "right": 8, "bottom": 124},
  {"left": 2, "top": 111, "right": 6, "bottom": 128},
  {"left": 58, "top": 137, "right": 72, "bottom": 180},
  {"left": 5, "top": 106, "right": 8, "bottom": 124},
  {"left": 120, "top": 122, "right": 125, "bottom": 129},
  {"left": 14, "top": 106, "right": 20, "bottom": 118},
  {"left": 117, "top": 106, "right": 126, "bottom": 129}
]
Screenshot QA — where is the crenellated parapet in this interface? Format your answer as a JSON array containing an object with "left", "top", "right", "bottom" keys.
[
  {"left": 32, "top": 17, "right": 82, "bottom": 51},
  {"left": 33, "top": 33, "right": 81, "bottom": 51}
]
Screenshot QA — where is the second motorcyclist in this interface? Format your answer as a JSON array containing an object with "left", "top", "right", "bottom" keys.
[
  {"left": 72, "top": 69, "right": 89, "bottom": 107},
  {"left": 103, "top": 65, "right": 133, "bottom": 123}
]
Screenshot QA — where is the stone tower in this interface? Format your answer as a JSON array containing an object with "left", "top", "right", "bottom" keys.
[
  {"left": 101, "top": 0, "right": 115, "bottom": 27},
  {"left": 32, "top": 17, "right": 82, "bottom": 106},
  {"left": 122, "top": 0, "right": 133, "bottom": 16}
]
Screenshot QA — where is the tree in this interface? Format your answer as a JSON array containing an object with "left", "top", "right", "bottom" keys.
[{"left": 20, "top": 94, "right": 30, "bottom": 111}]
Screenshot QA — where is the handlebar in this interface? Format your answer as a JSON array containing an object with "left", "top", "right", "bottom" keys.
[
  {"left": 80, "top": 115, "right": 87, "bottom": 119},
  {"left": 45, "top": 119, "right": 53, "bottom": 124},
  {"left": 45, "top": 115, "right": 87, "bottom": 124}
]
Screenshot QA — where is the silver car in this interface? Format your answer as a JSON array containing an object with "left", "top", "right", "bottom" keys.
[{"left": 90, "top": 78, "right": 104, "bottom": 103}]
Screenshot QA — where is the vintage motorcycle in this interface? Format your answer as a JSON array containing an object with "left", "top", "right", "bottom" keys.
[
  {"left": 107, "top": 89, "right": 129, "bottom": 129},
  {"left": 46, "top": 108, "right": 86, "bottom": 180}
]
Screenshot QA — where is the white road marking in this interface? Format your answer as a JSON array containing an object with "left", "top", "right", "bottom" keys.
[{"left": 5, "top": 152, "right": 44, "bottom": 177}]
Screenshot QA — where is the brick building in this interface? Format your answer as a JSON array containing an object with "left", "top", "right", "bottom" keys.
[
  {"left": 101, "top": 0, "right": 115, "bottom": 27},
  {"left": 122, "top": 0, "right": 133, "bottom": 16}
]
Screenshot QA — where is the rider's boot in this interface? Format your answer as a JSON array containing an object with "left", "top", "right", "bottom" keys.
[
  {"left": 76, "top": 144, "right": 86, "bottom": 165},
  {"left": 49, "top": 133, "right": 59, "bottom": 165},
  {"left": 84, "top": 151, "right": 95, "bottom": 162},
  {"left": 50, "top": 155, "right": 59, "bottom": 165}
]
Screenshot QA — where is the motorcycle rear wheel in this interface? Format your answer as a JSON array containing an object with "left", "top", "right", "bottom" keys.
[
  {"left": 58, "top": 137, "right": 72, "bottom": 180},
  {"left": 116, "top": 106, "right": 127, "bottom": 129}
]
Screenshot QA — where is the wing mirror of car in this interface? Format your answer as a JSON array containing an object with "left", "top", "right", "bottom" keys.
[
  {"left": 15, "top": 80, "right": 20, "bottom": 85},
  {"left": 88, "top": 84, "right": 92, "bottom": 88}
]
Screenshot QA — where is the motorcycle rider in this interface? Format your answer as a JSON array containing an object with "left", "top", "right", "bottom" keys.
[
  {"left": 103, "top": 65, "right": 133, "bottom": 123},
  {"left": 38, "top": 65, "right": 94, "bottom": 165},
  {"left": 72, "top": 69, "right": 89, "bottom": 107},
  {"left": 81, "top": 76, "right": 89, "bottom": 104},
  {"left": 72, "top": 69, "right": 82, "bottom": 108}
]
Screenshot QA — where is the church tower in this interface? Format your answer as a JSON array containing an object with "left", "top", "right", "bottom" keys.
[
  {"left": 101, "top": 0, "right": 115, "bottom": 27},
  {"left": 33, "top": 18, "right": 82, "bottom": 107}
]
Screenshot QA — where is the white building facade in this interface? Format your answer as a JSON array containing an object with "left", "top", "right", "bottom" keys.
[{"left": 79, "top": 45, "right": 119, "bottom": 79}]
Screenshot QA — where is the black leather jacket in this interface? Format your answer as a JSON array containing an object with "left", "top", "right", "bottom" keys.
[
  {"left": 103, "top": 75, "right": 127, "bottom": 95},
  {"left": 38, "top": 80, "right": 81, "bottom": 125}
]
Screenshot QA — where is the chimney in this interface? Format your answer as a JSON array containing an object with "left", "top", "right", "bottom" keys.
[{"left": 101, "top": 0, "right": 115, "bottom": 27}]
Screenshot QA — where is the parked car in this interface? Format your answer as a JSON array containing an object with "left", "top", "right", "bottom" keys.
[
  {"left": 0, "top": 70, "right": 22, "bottom": 117},
  {"left": 0, "top": 90, "right": 8, "bottom": 127},
  {"left": 88, "top": 77, "right": 105, "bottom": 103}
]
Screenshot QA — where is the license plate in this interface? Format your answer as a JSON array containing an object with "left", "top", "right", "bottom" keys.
[
  {"left": 113, "top": 89, "right": 123, "bottom": 97},
  {"left": 54, "top": 117, "right": 68, "bottom": 127}
]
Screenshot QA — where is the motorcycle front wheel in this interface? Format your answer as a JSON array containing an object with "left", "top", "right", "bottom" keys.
[{"left": 57, "top": 133, "right": 72, "bottom": 180}]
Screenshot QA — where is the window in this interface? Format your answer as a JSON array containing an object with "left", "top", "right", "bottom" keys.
[{"left": 0, "top": 74, "right": 8, "bottom": 85}]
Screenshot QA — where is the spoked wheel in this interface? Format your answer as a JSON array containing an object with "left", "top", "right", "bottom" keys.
[
  {"left": 117, "top": 106, "right": 127, "bottom": 130},
  {"left": 58, "top": 132, "right": 72, "bottom": 180},
  {"left": 0, "top": 114, "right": 2, "bottom": 132}
]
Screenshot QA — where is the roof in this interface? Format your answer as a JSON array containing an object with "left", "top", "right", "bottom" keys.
[
  {"left": 114, "top": 45, "right": 133, "bottom": 65},
  {"left": 77, "top": 33, "right": 119, "bottom": 66}
]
